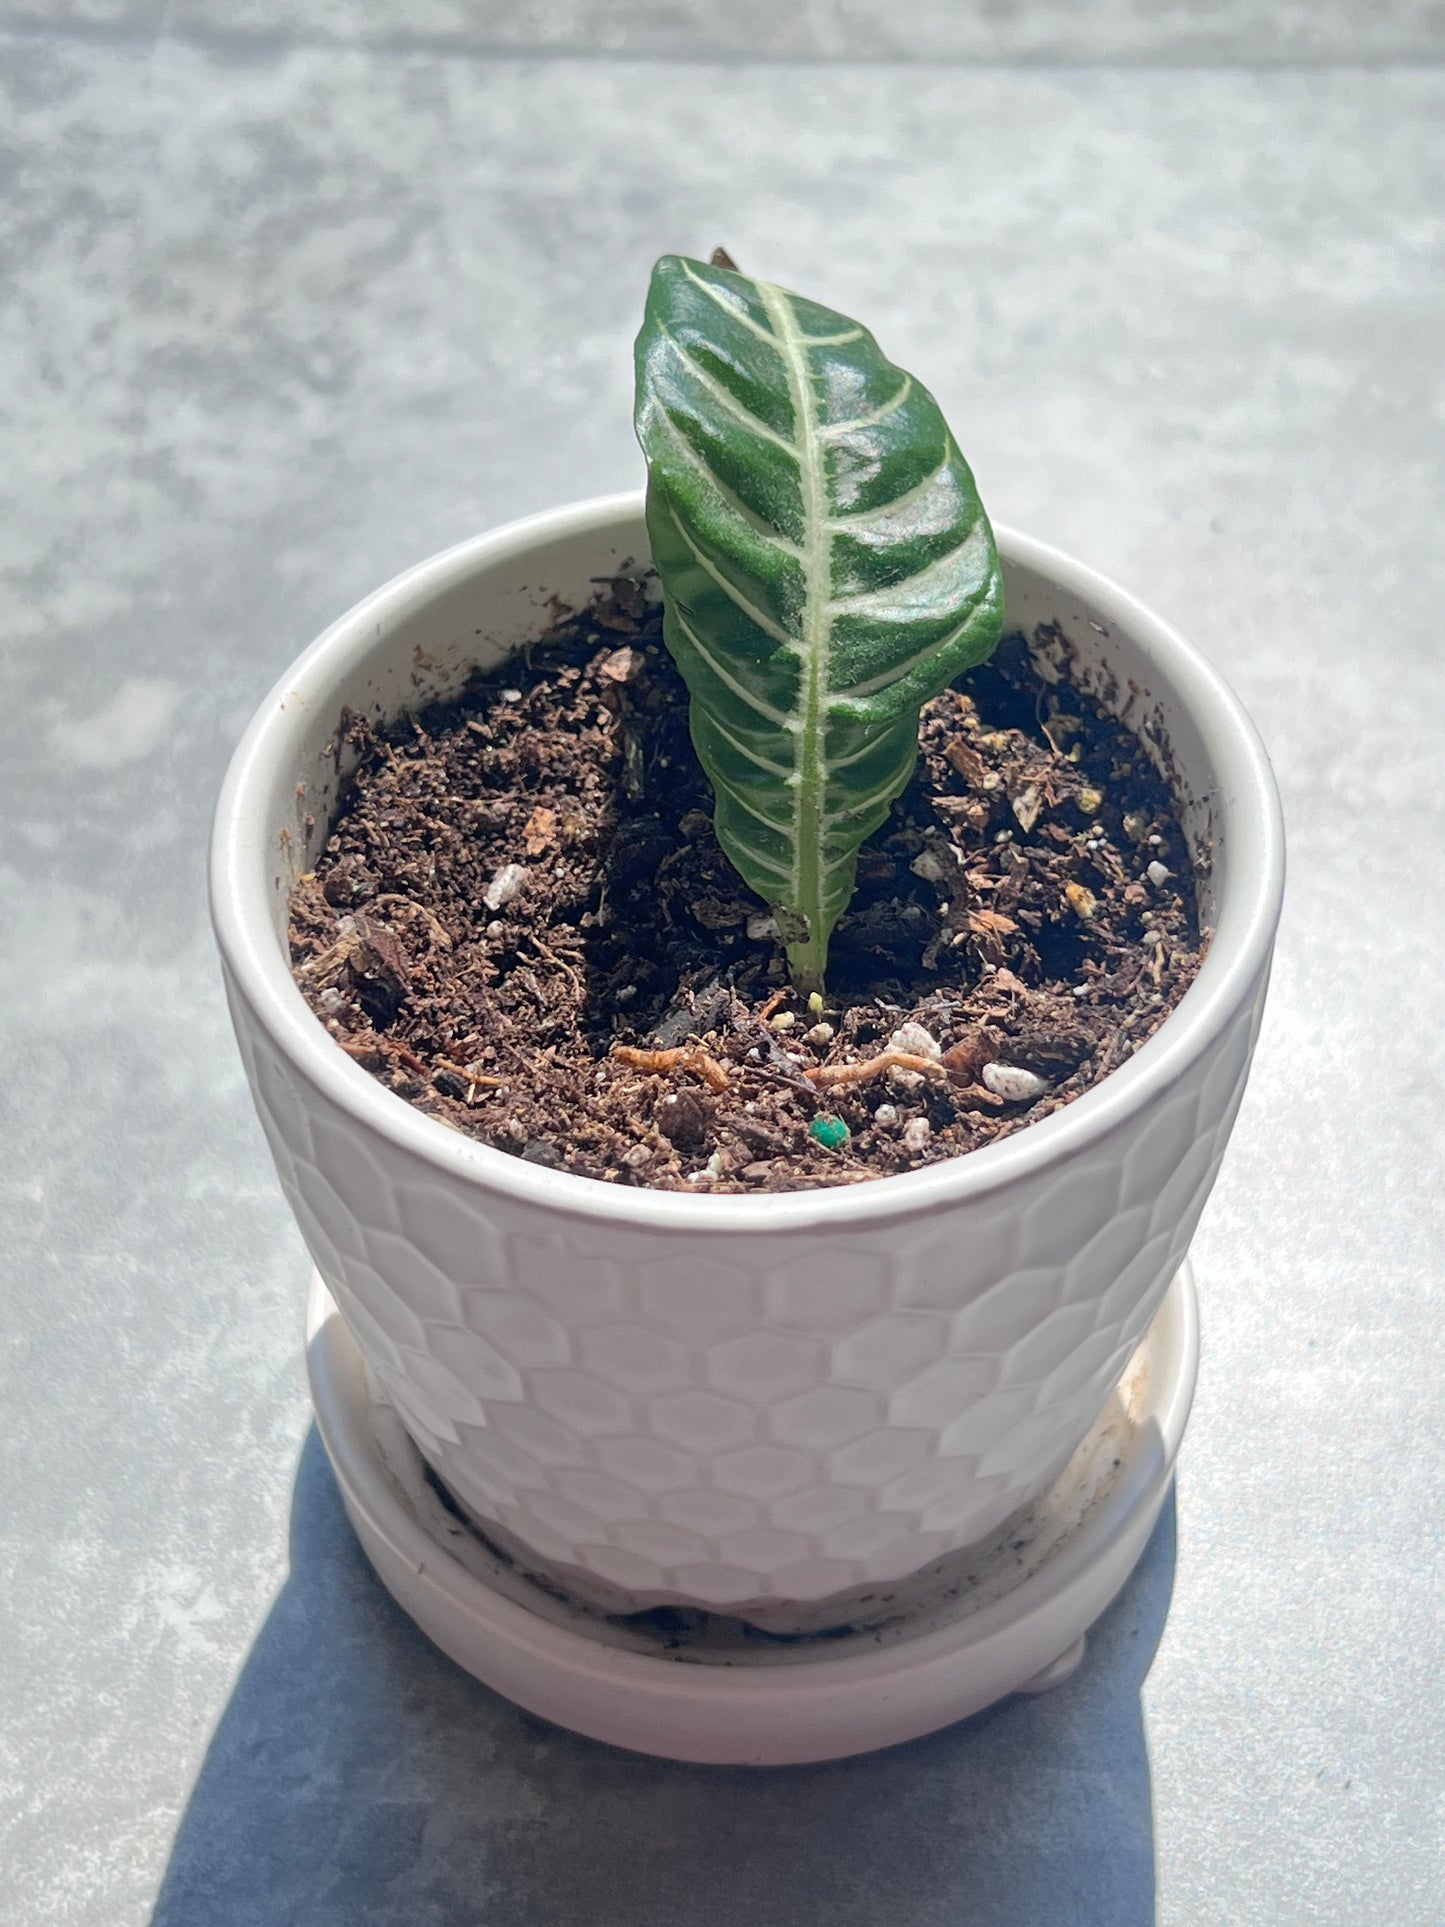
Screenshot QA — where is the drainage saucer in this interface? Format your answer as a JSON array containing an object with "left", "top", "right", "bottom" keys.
[{"left": 307, "top": 1263, "right": 1197, "bottom": 1765}]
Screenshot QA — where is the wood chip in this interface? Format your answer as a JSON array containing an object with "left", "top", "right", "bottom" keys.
[
  {"left": 522, "top": 807, "right": 558, "bottom": 855},
  {"left": 612, "top": 1044, "right": 732, "bottom": 1094},
  {"left": 940, "top": 1032, "right": 990, "bottom": 1082},
  {"left": 945, "top": 738, "right": 989, "bottom": 788},
  {"left": 808, "top": 1051, "right": 948, "bottom": 1091},
  {"left": 598, "top": 646, "right": 637, "bottom": 683},
  {"left": 1011, "top": 782, "right": 1043, "bottom": 832}
]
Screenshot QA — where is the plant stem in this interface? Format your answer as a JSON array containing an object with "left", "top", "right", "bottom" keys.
[{"left": 786, "top": 932, "right": 827, "bottom": 997}]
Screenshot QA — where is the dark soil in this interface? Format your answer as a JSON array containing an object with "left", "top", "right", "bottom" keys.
[{"left": 288, "top": 580, "right": 1206, "bottom": 1192}]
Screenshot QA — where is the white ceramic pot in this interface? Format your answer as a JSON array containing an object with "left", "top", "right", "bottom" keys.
[{"left": 211, "top": 493, "right": 1283, "bottom": 1634}]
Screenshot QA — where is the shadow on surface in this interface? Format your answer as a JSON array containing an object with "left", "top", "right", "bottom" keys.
[{"left": 152, "top": 1428, "right": 1175, "bottom": 1927}]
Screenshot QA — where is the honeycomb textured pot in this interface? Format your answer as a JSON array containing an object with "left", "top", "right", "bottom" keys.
[{"left": 211, "top": 495, "right": 1284, "bottom": 1631}]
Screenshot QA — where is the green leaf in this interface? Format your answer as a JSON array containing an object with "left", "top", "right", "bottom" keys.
[{"left": 634, "top": 254, "right": 1004, "bottom": 992}]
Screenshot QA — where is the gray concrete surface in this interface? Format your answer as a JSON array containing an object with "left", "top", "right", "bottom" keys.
[
  {"left": 2, "top": 11, "right": 1442, "bottom": 1925},
  {"left": 5, "top": 1, "right": 1445, "bottom": 61}
]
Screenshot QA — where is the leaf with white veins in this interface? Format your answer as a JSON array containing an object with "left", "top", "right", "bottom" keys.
[{"left": 634, "top": 253, "right": 1004, "bottom": 991}]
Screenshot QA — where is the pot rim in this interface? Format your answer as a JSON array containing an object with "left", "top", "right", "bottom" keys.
[{"left": 209, "top": 491, "right": 1285, "bottom": 1237}]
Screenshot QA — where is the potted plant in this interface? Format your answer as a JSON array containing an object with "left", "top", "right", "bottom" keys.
[{"left": 211, "top": 255, "right": 1283, "bottom": 1643}]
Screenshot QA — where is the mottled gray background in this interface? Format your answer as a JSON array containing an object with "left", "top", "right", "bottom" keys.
[{"left": 2, "top": 3, "right": 1443, "bottom": 1923}]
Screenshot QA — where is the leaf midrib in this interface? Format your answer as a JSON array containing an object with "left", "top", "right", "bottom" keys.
[{"left": 756, "top": 278, "right": 830, "bottom": 969}]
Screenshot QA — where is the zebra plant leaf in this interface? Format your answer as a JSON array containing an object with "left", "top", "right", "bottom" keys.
[{"left": 634, "top": 253, "right": 1004, "bottom": 992}]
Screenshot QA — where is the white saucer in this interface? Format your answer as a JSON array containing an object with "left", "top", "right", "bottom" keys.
[{"left": 306, "top": 1263, "right": 1197, "bottom": 1765}]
